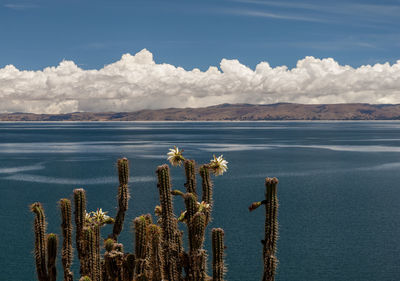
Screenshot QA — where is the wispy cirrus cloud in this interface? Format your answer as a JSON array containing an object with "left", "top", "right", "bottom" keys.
[
  {"left": 231, "top": 0, "right": 400, "bottom": 24},
  {"left": 4, "top": 3, "right": 38, "bottom": 10},
  {"left": 224, "top": 8, "right": 330, "bottom": 23}
]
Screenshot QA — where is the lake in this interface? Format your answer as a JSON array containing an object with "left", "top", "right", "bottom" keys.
[{"left": 1, "top": 121, "right": 400, "bottom": 281}]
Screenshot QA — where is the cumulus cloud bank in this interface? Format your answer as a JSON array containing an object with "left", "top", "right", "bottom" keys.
[{"left": 1, "top": 49, "right": 400, "bottom": 113}]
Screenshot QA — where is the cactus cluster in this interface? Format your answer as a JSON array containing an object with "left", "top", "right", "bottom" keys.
[{"left": 30, "top": 150, "right": 235, "bottom": 281}]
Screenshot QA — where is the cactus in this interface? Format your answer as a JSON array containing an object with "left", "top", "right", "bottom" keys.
[
  {"left": 74, "top": 188, "right": 87, "bottom": 274},
  {"left": 156, "top": 164, "right": 180, "bottom": 281},
  {"left": 82, "top": 227, "right": 97, "bottom": 281},
  {"left": 47, "top": 233, "right": 58, "bottom": 281},
  {"left": 123, "top": 253, "right": 135, "bottom": 281},
  {"left": 112, "top": 158, "right": 130, "bottom": 240},
  {"left": 184, "top": 159, "right": 197, "bottom": 195},
  {"left": 29, "top": 154, "right": 231, "bottom": 281},
  {"left": 134, "top": 215, "right": 149, "bottom": 280},
  {"left": 249, "top": 177, "right": 279, "bottom": 281},
  {"left": 212, "top": 228, "right": 225, "bottom": 281},
  {"left": 104, "top": 241, "right": 125, "bottom": 281},
  {"left": 30, "top": 202, "right": 49, "bottom": 281},
  {"left": 199, "top": 165, "right": 213, "bottom": 224},
  {"left": 60, "top": 198, "right": 74, "bottom": 281},
  {"left": 117, "top": 157, "right": 129, "bottom": 186},
  {"left": 94, "top": 225, "right": 102, "bottom": 281},
  {"left": 148, "top": 224, "right": 164, "bottom": 281}
]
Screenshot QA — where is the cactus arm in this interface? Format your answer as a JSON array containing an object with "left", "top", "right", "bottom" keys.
[
  {"left": 60, "top": 198, "right": 74, "bottom": 281},
  {"left": 156, "top": 165, "right": 180, "bottom": 281},
  {"left": 47, "top": 233, "right": 58, "bottom": 281},
  {"left": 30, "top": 202, "right": 49, "bottom": 281},
  {"left": 184, "top": 159, "right": 197, "bottom": 196},
  {"left": 74, "top": 188, "right": 87, "bottom": 275},
  {"left": 199, "top": 164, "right": 213, "bottom": 224},
  {"left": 212, "top": 228, "right": 225, "bottom": 281},
  {"left": 112, "top": 158, "right": 130, "bottom": 240}
]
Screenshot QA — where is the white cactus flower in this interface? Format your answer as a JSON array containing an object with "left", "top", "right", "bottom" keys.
[
  {"left": 167, "top": 146, "right": 185, "bottom": 167},
  {"left": 209, "top": 154, "right": 228, "bottom": 176},
  {"left": 91, "top": 208, "right": 110, "bottom": 224}
]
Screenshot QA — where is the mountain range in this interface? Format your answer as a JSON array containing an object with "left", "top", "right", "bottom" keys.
[{"left": 2, "top": 103, "right": 400, "bottom": 121}]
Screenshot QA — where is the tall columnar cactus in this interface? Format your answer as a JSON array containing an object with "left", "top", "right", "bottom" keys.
[
  {"left": 212, "top": 228, "right": 225, "bottom": 281},
  {"left": 134, "top": 215, "right": 149, "bottom": 280},
  {"left": 74, "top": 188, "right": 87, "bottom": 274},
  {"left": 249, "top": 177, "right": 279, "bottom": 281},
  {"left": 199, "top": 165, "right": 213, "bottom": 224},
  {"left": 82, "top": 227, "right": 97, "bottom": 281},
  {"left": 30, "top": 202, "right": 49, "bottom": 281},
  {"left": 148, "top": 224, "right": 164, "bottom": 281},
  {"left": 123, "top": 253, "right": 135, "bottom": 281},
  {"left": 47, "top": 233, "right": 58, "bottom": 281},
  {"left": 184, "top": 159, "right": 197, "bottom": 195},
  {"left": 94, "top": 225, "right": 102, "bottom": 281},
  {"left": 156, "top": 164, "right": 180, "bottom": 281},
  {"left": 60, "top": 198, "right": 74, "bottom": 281},
  {"left": 112, "top": 158, "right": 130, "bottom": 240},
  {"left": 104, "top": 239, "right": 125, "bottom": 281}
]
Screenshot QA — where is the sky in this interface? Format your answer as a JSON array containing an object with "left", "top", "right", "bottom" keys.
[{"left": 0, "top": 0, "right": 400, "bottom": 113}]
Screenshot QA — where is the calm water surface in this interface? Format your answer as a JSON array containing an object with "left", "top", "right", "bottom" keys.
[{"left": 1, "top": 121, "right": 400, "bottom": 281}]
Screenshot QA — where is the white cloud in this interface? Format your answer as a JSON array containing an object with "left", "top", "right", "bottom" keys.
[{"left": 1, "top": 49, "right": 400, "bottom": 113}]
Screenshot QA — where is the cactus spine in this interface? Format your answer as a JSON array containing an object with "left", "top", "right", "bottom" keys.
[
  {"left": 112, "top": 158, "right": 130, "bottom": 240},
  {"left": 47, "top": 233, "right": 58, "bottom": 281},
  {"left": 156, "top": 164, "right": 180, "bottom": 281},
  {"left": 212, "top": 228, "right": 225, "bottom": 281},
  {"left": 30, "top": 202, "right": 49, "bottom": 281},
  {"left": 60, "top": 198, "right": 74, "bottom": 281}
]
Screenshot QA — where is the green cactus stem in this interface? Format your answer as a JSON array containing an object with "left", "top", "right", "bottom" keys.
[
  {"left": 123, "top": 253, "right": 135, "bottom": 281},
  {"left": 30, "top": 202, "right": 49, "bottom": 281},
  {"left": 47, "top": 233, "right": 58, "bottom": 281},
  {"left": 82, "top": 227, "right": 97, "bottom": 281},
  {"left": 134, "top": 216, "right": 149, "bottom": 280},
  {"left": 60, "top": 198, "right": 74, "bottom": 281},
  {"left": 74, "top": 188, "right": 87, "bottom": 274},
  {"left": 249, "top": 177, "right": 279, "bottom": 281},
  {"left": 94, "top": 225, "right": 102, "bottom": 281},
  {"left": 184, "top": 159, "right": 197, "bottom": 196},
  {"left": 156, "top": 164, "right": 180, "bottom": 281},
  {"left": 148, "top": 224, "right": 164, "bottom": 281},
  {"left": 184, "top": 193, "right": 198, "bottom": 229},
  {"left": 199, "top": 164, "right": 213, "bottom": 224},
  {"left": 104, "top": 241, "right": 125, "bottom": 281},
  {"left": 189, "top": 212, "right": 206, "bottom": 252},
  {"left": 79, "top": 277, "right": 91, "bottom": 281},
  {"left": 212, "top": 228, "right": 225, "bottom": 281},
  {"left": 112, "top": 158, "right": 130, "bottom": 240},
  {"left": 117, "top": 157, "right": 129, "bottom": 186}
]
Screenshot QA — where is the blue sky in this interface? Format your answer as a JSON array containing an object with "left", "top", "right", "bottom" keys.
[
  {"left": 1, "top": 0, "right": 400, "bottom": 113},
  {"left": 1, "top": 0, "right": 399, "bottom": 71}
]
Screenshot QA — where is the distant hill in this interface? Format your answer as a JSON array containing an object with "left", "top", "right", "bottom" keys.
[{"left": 2, "top": 103, "right": 400, "bottom": 121}]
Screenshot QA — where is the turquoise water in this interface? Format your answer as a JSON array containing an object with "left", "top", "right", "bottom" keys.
[{"left": 1, "top": 121, "right": 400, "bottom": 280}]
